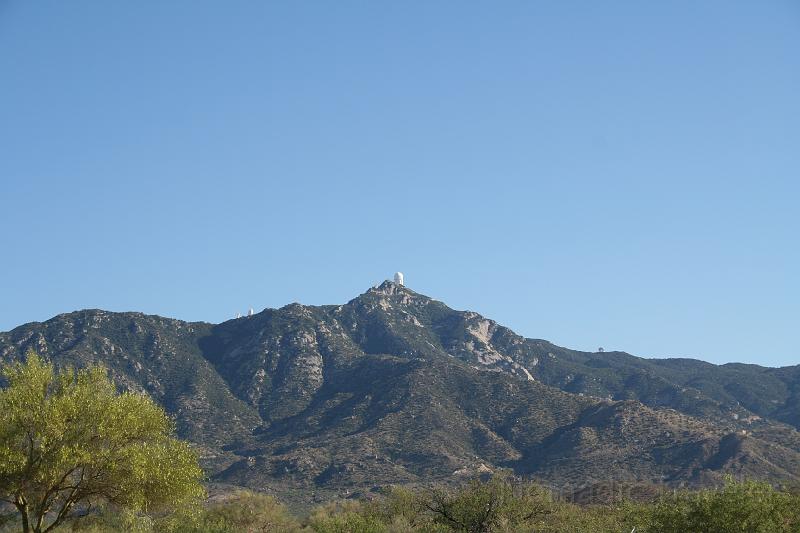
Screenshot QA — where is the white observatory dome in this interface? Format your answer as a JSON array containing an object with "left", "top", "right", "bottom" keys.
[{"left": 393, "top": 272, "right": 404, "bottom": 286}]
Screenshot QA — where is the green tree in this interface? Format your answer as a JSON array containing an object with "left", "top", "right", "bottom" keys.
[
  {"left": 0, "top": 352, "right": 205, "bottom": 533},
  {"left": 363, "top": 486, "right": 432, "bottom": 530},
  {"left": 307, "top": 500, "right": 389, "bottom": 533},
  {"left": 422, "top": 476, "right": 553, "bottom": 533},
  {"left": 158, "top": 490, "right": 301, "bottom": 533},
  {"left": 646, "top": 477, "right": 800, "bottom": 533}
]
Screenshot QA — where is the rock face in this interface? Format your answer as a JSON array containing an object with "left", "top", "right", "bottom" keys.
[{"left": 3, "top": 281, "right": 800, "bottom": 505}]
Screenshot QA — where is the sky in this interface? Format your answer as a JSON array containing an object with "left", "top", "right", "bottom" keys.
[{"left": 1, "top": 1, "right": 798, "bottom": 366}]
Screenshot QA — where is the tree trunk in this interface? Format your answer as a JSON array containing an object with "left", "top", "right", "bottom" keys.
[{"left": 15, "top": 501, "right": 30, "bottom": 533}]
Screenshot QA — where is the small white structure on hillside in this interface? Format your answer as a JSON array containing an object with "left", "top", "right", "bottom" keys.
[
  {"left": 393, "top": 272, "right": 404, "bottom": 286},
  {"left": 248, "top": 308, "right": 254, "bottom": 317}
]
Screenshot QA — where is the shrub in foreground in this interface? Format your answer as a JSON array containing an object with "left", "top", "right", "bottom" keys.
[
  {"left": 646, "top": 478, "right": 800, "bottom": 533},
  {"left": 55, "top": 476, "right": 800, "bottom": 532}
]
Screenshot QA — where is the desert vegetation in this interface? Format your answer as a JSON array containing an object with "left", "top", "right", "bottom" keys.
[{"left": 12, "top": 476, "right": 794, "bottom": 532}]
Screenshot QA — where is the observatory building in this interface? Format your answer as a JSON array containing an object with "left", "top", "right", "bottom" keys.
[{"left": 393, "top": 272, "right": 404, "bottom": 286}]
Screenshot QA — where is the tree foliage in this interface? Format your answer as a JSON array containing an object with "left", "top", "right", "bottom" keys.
[
  {"left": 645, "top": 477, "right": 800, "bottom": 533},
  {"left": 0, "top": 352, "right": 205, "bottom": 533},
  {"left": 422, "top": 476, "right": 553, "bottom": 532},
  {"left": 160, "top": 490, "right": 301, "bottom": 533}
]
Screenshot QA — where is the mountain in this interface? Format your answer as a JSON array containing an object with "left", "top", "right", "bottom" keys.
[{"left": 2, "top": 281, "right": 800, "bottom": 506}]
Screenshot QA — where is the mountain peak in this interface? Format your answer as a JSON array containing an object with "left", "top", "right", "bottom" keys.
[
  {"left": 357, "top": 280, "right": 436, "bottom": 309},
  {"left": 372, "top": 279, "right": 406, "bottom": 295}
]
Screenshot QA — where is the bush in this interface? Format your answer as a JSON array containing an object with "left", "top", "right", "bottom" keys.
[
  {"left": 307, "top": 500, "right": 387, "bottom": 533},
  {"left": 644, "top": 478, "right": 800, "bottom": 533},
  {"left": 421, "top": 476, "right": 554, "bottom": 532},
  {"left": 159, "top": 491, "right": 301, "bottom": 533}
]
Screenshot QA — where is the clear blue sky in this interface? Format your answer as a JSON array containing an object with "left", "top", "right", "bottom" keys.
[{"left": 1, "top": 1, "right": 798, "bottom": 366}]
